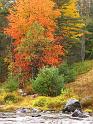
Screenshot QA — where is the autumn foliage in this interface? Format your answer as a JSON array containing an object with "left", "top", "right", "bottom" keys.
[{"left": 5, "top": 0, "right": 64, "bottom": 84}]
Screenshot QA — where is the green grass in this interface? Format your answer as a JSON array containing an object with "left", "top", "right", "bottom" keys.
[{"left": 72, "top": 60, "right": 93, "bottom": 75}]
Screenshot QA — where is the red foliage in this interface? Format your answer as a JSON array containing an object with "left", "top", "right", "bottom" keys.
[{"left": 5, "top": 0, "right": 64, "bottom": 83}]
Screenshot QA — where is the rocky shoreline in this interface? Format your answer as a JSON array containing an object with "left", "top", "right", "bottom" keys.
[
  {"left": 0, "top": 110, "right": 93, "bottom": 124},
  {"left": 0, "top": 98, "right": 93, "bottom": 124}
]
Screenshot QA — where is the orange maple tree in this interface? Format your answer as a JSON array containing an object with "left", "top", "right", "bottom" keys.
[{"left": 5, "top": 0, "right": 64, "bottom": 84}]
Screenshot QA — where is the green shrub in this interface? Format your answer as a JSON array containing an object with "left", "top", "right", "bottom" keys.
[
  {"left": 46, "top": 98, "right": 63, "bottom": 110},
  {"left": 4, "top": 94, "right": 17, "bottom": 104},
  {"left": 61, "top": 88, "right": 71, "bottom": 95},
  {"left": 58, "top": 63, "right": 77, "bottom": 83},
  {"left": 85, "top": 22, "right": 93, "bottom": 60},
  {"left": 0, "top": 57, "right": 8, "bottom": 82},
  {"left": 32, "top": 67, "right": 64, "bottom": 96},
  {"left": 33, "top": 96, "right": 48, "bottom": 107},
  {"left": 0, "top": 57, "right": 4, "bottom": 74},
  {"left": 32, "top": 96, "right": 64, "bottom": 111},
  {"left": 72, "top": 60, "right": 93, "bottom": 75},
  {"left": 4, "top": 75, "right": 19, "bottom": 92}
]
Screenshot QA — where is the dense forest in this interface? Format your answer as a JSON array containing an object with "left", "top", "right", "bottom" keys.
[{"left": 0, "top": 0, "right": 93, "bottom": 114}]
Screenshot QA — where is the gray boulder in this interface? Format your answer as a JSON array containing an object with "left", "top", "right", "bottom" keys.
[
  {"left": 63, "top": 99, "right": 81, "bottom": 113},
  {"left": 72, "top": 109, "right": 89, "bottom": 118}
]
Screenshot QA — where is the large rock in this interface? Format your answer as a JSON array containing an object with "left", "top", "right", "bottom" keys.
[
  {"left": 62, "top": 99, "right": 81, "bottom": 113},
  {"left": 72, "top": 109, "right": 89, "bottom": 118}
]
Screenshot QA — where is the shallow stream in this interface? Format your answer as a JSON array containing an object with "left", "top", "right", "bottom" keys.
[{"left": 0, "top": 112, "right": 93, "bottom": 124}]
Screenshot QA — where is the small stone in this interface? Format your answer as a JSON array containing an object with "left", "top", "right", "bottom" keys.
[
  {"left": 18, "top": 89, "right": 27, "bottom": 96},
  {"left": 31, "top": 94, "right": 38, "bottom": 98},
  {"left": 45, "top": 111, "right": 51, "bottom": 114},
  {"left": 32, "top": 114, "right": 41, "bottom": 117},
  {"left": 31, "top": 108, "right": 41, "bottom": 113},
  {"left": 16, "top": 108, "right": 30, "bottom": 114}
]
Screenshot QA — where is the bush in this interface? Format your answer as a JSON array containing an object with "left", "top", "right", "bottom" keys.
[
  {"left": 32, "top": 96, "right": 64, "bottom": 111},
  {"left": 4, "top": 94, "right": 17, "bottom": 104},
  {"left": 46, "top": 98, "right": 63, "bottom": 111},
  {"left": 33, "top": 96, "right": 48, "bottom": 107},
  {"left": 0, "top": 57, "right": 8, "bottom": 82},
  {"left": 4, "top": 75, "right": 19, "bottom": 92},
  {"left": 32, "top": 67, "right": 64, "bottom": 96},
  {"left": 72, "top": 60, "right": 93, "bottom": 75},
  {"left": 0, "top": 57, "right": 4, "bottom": 74},
  {"left": 58, "top": 63, "right": 77, "bottom": 83}
]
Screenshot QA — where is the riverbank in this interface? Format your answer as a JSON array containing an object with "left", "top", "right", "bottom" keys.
[
  {"left": 0, "top": 90, "right": 79, "bottom": 112},
  {"left": 0, "top": 60, "right": 93, "bottom": 113},
  {"left": 0, "top": 91, "right": 92, "bottom": 113}
]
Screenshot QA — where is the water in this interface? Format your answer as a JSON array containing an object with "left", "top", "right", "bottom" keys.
[{"left": 0, "top": 112, "right": 93, "bottom": 124}]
